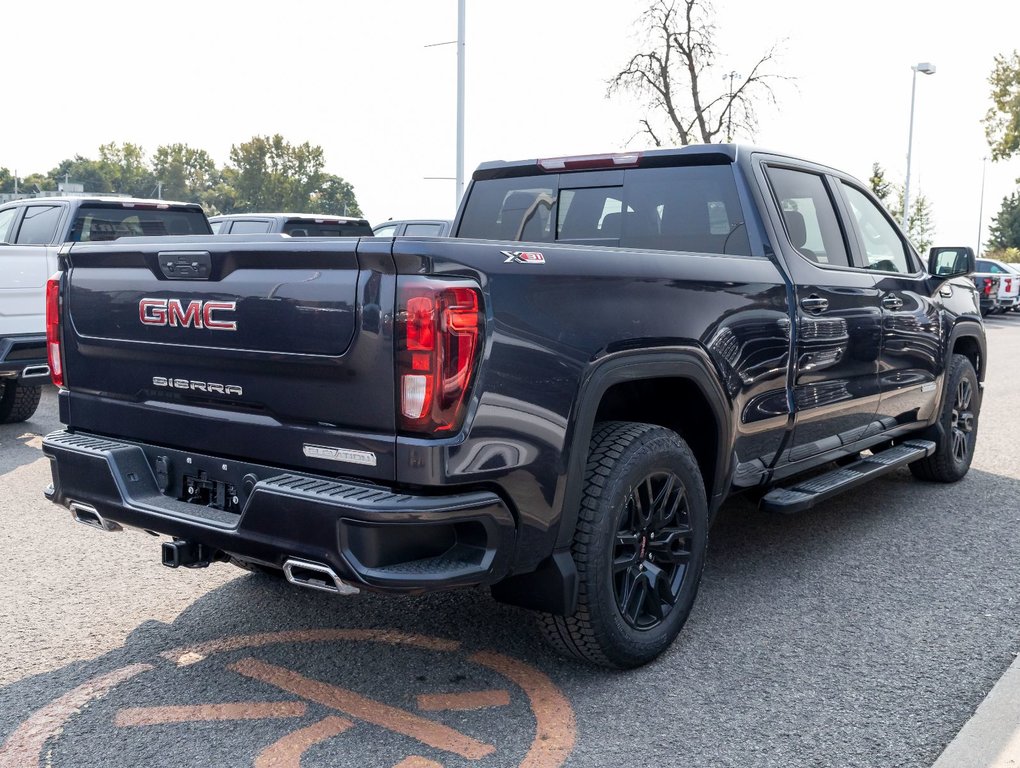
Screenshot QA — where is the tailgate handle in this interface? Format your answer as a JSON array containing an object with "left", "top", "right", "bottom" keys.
[{"left": 159, "top": 251, "right": 212, "bottom": 280}]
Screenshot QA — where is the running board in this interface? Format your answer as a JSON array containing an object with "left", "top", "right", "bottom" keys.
[{"left": 761, "top": 440, "right": 937, "bottom": 514}]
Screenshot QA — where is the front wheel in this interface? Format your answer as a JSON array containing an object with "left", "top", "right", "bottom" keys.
[
  {"left": 539, "top": 422, "right": 708, "bottom": 668},
  {"left": 910, "top": 354, "right": 980, "bottom": 482}
]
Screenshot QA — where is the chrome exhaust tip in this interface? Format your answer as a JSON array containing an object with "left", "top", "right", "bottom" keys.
[
  {"left": 69, "top": 501, "right": 122, "bottom": 532},
  {"left": 21, "top": 365, "right": 50, "bottom": 380},
  {"left": 282, "top": 558, "right": 359, "bottom": 595}
]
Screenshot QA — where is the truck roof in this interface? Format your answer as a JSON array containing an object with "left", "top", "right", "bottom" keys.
[
  {"left": 472, "top": 143, "right": 841, "bottom": 180},
  {"left": 209, "top": 213, "right": 370, "bottom": 225},
  {"left": 2, "top": 196, "right": 203, "bottom": 210}
]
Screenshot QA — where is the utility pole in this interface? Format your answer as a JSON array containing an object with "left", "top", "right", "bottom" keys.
[
  {"left": 976, "top": 156, "right": 988, "bottom": 256},
  {"left": 455, "top": 0, "right": 466, "bottom": 208},
  {"left": 13, "top": 170, "right": 17, "bottom": 195},
  {"left": 157, "top": 180, "right": 163, "bottom": 200}
]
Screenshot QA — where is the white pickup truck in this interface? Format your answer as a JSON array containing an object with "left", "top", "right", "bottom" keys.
[
  {"left": 0, "top": 196, "right": 210, "bottom": 422},
  {"left": 975, "top": 256, "right": 1020, "bottom": 313}
]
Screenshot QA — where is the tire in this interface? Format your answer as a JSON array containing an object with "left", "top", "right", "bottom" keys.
[
  {"left": 0, "top": 381, "right": 43, "bottom": 424},
  {"left": 909, "top": 354, "right": 980, "bottom": 483},
  {"left": 539, "top": 421, "right": 708, "bottom": 668}
]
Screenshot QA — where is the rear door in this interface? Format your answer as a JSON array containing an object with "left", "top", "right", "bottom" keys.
[
  {"left": 0, "top": 202, "right": 67, "bottom": 335},
  {"left": 761, "top": 164, "right": 883, "bottom": 467},
  {"left": 62, "top": 236, "right": 398, "bottom": 480}
]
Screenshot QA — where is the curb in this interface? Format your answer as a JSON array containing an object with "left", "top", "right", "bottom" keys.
[{"left": 933, "top": 651, "right": 1020, "bottom": 768}]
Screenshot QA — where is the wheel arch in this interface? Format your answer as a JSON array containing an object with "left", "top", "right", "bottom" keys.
[
  {"left": 555, "top": 346, "right": 733, "bottom": 550},
  {"left": 948, "top": 321, "right": 986, "bottom": 382}
]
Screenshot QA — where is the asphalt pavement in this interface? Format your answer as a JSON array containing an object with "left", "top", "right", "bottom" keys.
[{"left": 2, "top": 315, "right": 1019, "bottom": 767}]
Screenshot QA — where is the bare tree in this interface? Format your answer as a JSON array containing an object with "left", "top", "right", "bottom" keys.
[{"left": 609, "top": 0, "right": 785, "bottom": 146}]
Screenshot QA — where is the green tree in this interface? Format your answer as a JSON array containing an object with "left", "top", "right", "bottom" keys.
[
  {"left": 151, "top": 144, "right": 218, "bottom": 203},
  {"left": 869, "top": 163, "right": 892, "bottom": 204},
  {"left": 987, "top": 191, "right": 1020, "bottom": 250},
  {"left": 983, "top": 51, "right": 1020, "bottom": 161},
  {"left": 227, "top": 134, "right": 360, "bottom": 214},
  {"left": 97, "top": 142, "right": 156, "bottom": 197},
  {"left": 608, "top": 0, "right": 785, "bottom": 146},
  {"left": 868, "top": 162, "right": 935, "bottom": 251},
  {"left": 0, "top": 167, "right": 13, "bottom": 193},
  {"left": 309, "top": 174, "right": 362, "bottom": 217}
]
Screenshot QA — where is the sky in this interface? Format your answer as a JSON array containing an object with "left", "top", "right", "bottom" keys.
[{"left": 3, "top": 0, "right": 1020, "bottom": 249}]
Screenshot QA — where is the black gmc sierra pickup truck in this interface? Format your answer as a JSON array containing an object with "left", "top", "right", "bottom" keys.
[{"left": 42, "top": 145, "right": 985, "bottom": 668}]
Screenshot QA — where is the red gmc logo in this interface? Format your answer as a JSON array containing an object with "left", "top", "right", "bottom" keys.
[{"left": 139, "top": 298, "right": 237, "bottom": 331}]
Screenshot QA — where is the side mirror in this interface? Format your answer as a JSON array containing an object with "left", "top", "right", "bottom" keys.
[{"left": 928, "top": 246, "right": 975, "bottom": 278}]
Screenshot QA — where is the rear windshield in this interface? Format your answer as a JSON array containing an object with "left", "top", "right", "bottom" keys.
[
  {"left": 283, "top": 220, "right": 374, "bottom": 237},
  {"left": 457, "top": 165, "right": 750, "bottom": 256},
  {"left": 70, "top": 206, "right": 211, "bottom": 242}
]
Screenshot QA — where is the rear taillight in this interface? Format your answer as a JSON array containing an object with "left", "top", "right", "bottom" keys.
[
  {"left": 983, "top": 278, "right": 994, "bottom": 296},
  {"left": 396, "top": 278, "right": 482, "bottom": 434},
  {"left": 45, "top": 274, "right": 63, "bottom": 387}
]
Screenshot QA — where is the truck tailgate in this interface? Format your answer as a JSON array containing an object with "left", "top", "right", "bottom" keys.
[{"left": 60, "top": 236, "right": 397, "bottom": 480}]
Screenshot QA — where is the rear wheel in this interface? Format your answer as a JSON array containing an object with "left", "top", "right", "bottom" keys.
[
  {"left": 0, "top": 381, "right": 42, "bottom": 424},
  {"left": 910, "top": 354, "right": 980, "bottom": 482},
  {"left": 539, "top": 421, "right": 708, "bottom": 668}
]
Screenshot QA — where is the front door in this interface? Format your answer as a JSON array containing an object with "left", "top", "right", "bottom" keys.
[
  {"left": 0, "top": 203, "right": 65, "bottom": 335},
  {"left": 836, "top": 181, "right": 943, "bottom": 431}
]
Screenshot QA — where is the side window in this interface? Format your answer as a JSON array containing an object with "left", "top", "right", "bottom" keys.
[
  {"left": 766, "top": 167, "right": 850, "bottom": 268},
  {"left": 209, "top": 221, "right": 225, "bottom": 234},
  {"left": 15, "top": 205, "right": 63, "bottom": 245},
  {"left": 840, "top": 183, "right": 913, "bottom": 273},
  {"left": 374, "top": 224, "right": 399, "bottom": 237},
  {"left": 404, "top": 223, "right": 444, "bottom": 236},
  {"left": 0, "top": 207, "right": 17, "bottom": 242},
  {"left": 229, "top": 220, "right": 272, "bottom": 234}
]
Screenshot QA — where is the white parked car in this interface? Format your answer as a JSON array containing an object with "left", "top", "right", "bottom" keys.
[{"left": 974, "top": 257, "right": 1020, "bottom": 313}]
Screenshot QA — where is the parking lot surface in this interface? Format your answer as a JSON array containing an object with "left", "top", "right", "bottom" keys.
[{"left": 2, "top": 314, "right": 1019, "bottom": 767}]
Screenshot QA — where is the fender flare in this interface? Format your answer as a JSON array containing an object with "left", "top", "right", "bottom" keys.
[
  {"left": 554, "top": 346, "right": 734, "bottom": 550},
  {"left": 947, "top": 320, "right": 987, "bottom": 381}
]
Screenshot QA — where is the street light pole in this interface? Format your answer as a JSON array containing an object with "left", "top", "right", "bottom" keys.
[
  {"left": 903, "top": 62, "right": 936, "bottom": 230},
  {"left": 977, "top": 156, "right": 988, "bottom": 256}
]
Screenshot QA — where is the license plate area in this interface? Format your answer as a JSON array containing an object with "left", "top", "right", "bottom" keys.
[{"left": 181, "top": 470, "right": 241, "bottom": 514}]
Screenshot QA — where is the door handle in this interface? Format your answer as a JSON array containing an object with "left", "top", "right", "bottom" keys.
[
  {"left": 882, "top": 294, "right": 904, "bottom": 310},
  {"left": 800, "top": 295, "right": 829, "bottom": 313}
]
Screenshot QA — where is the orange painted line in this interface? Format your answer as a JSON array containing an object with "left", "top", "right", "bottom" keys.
[
  {"left": 229, "top": 658, "right": 495, "bottom": 761},
  {"left": 254, "top": 715, "right": 354, "bottom": 768},
  {"left": 115, "top": 701, "right": 307, "bottom": 726},
  {"left": 162, "top": 629, "right": 460, "bottom": 664},
  {"left": 416, "top": 689, "right": 511, "bottom": 712},
  {"left": 470, "top": 651, "right": 576, "bottom": 768},
  {"left": 0, "top": 663, "right": 152, "bottom": 768},
  {"left": 392, "top": 758, "right": 444, "bottom": 768}
]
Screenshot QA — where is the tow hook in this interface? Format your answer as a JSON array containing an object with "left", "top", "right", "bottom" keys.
[{"left": 161, "top": 539, "right": 214, "bottom": 569}]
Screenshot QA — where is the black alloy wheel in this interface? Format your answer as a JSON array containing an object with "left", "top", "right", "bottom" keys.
[
  {"left": 614, "top": 471, "right": 692, "bottom": 630},
  {"left": 950, "top": 377, "right": 975, "bottom": 464},
  {"left": 538, "top": 421, "right": 708, "bottom": 668},
  {"left": 910, "top": 353, "right": 980, "bottom": 483}
]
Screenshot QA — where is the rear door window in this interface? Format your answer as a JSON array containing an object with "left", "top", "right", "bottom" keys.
[
  {"left": 0, "top": 207, "right": 17, "bottom": 242},
  {"left": 403, "top": 223, "right": 445, "bottom": 236},
  {"left": 15, "top": 205, "right": 63, "bottom": 245},
  {"left": 766, "top": 167, "right": 851, "bottom": 268},
  {"left": 457, "top": 165, "right": 750, "bottom": 255},
  {"left": 228, "top": 220, "right": 273, "bottom": 234}
]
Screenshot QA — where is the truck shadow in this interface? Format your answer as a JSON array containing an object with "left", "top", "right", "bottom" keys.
[{"left": 2, "top": 466, "right": 1019, "bottom": 767}]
